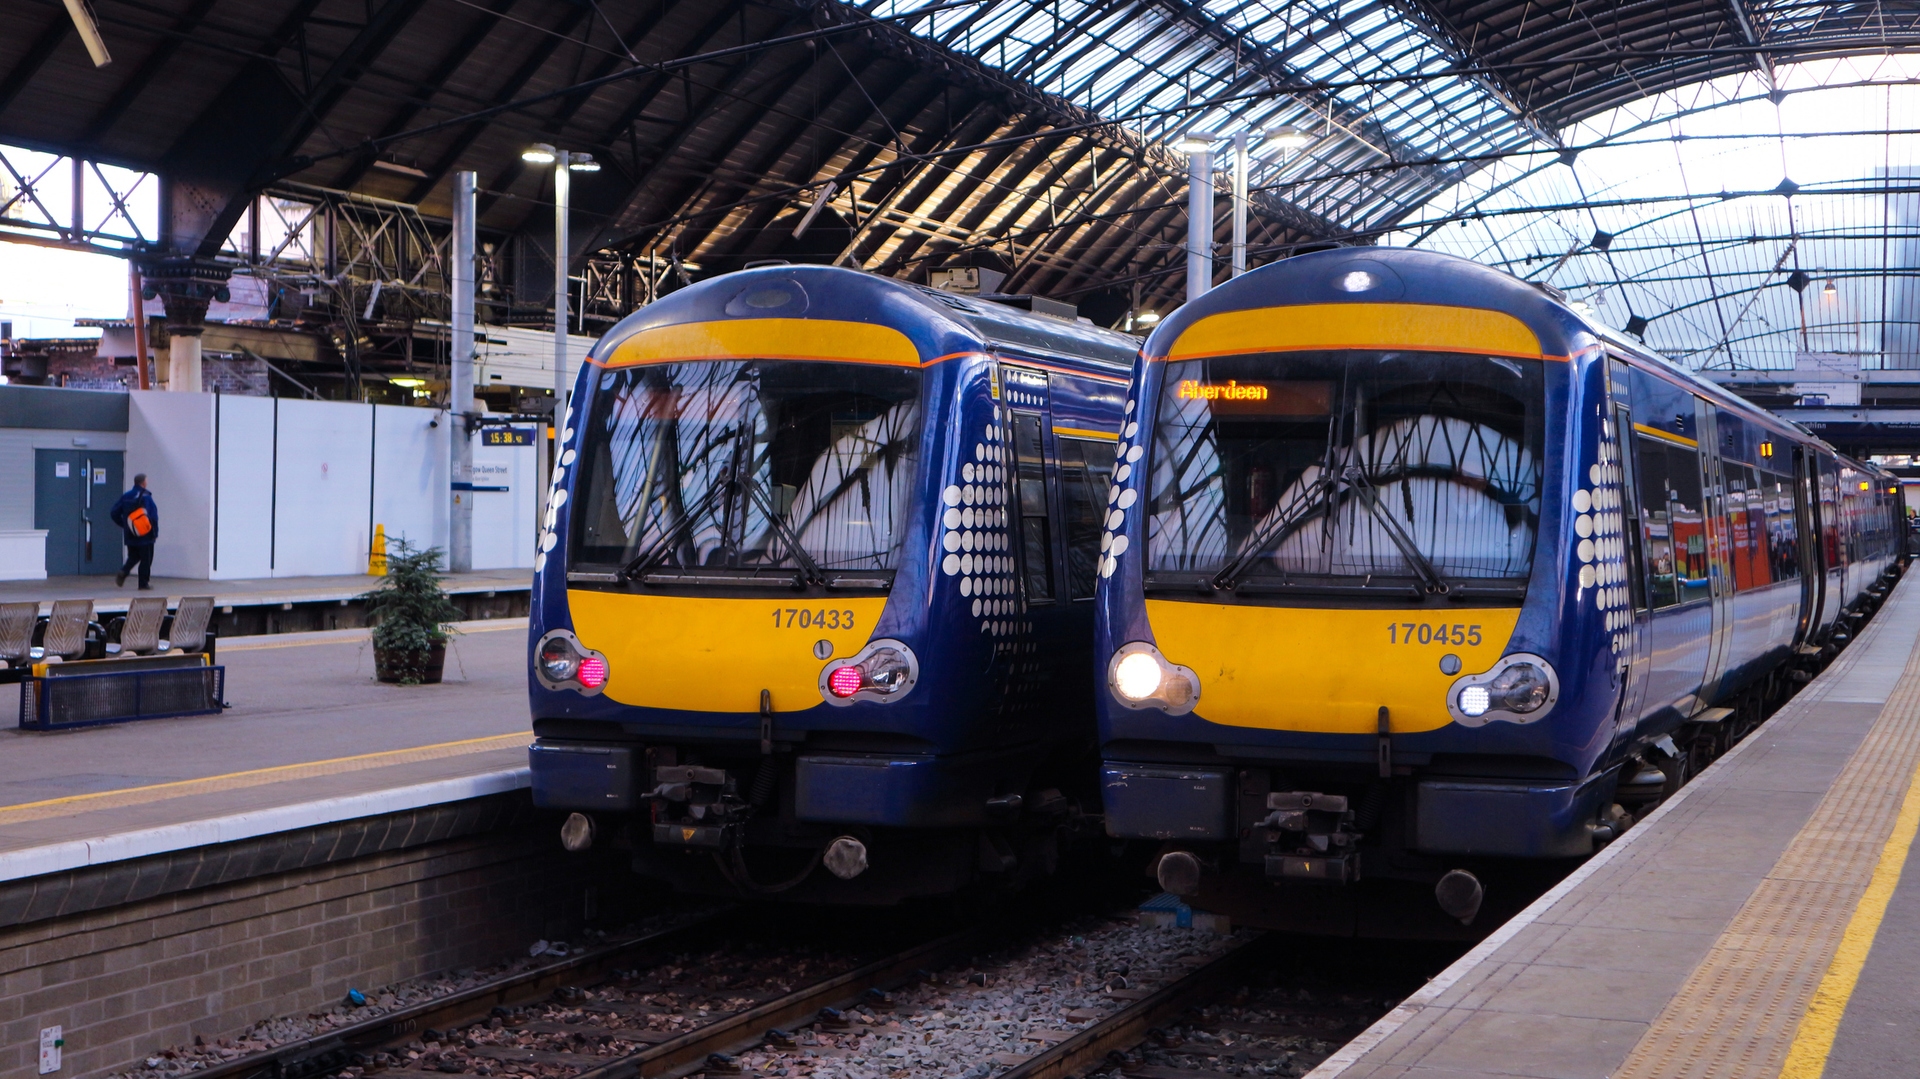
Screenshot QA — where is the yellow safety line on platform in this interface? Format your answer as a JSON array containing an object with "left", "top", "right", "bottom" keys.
[
  {"left": 1779, "top": 750, "right": 1920, "bottom": 1078},
  {"left": 0, "top": 733, "right": 529, "bottom": 825}
]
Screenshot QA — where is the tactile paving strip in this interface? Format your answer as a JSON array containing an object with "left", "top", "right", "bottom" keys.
[{"left": 1614, "top": 612, "right": 1920, "bottom": 1079}]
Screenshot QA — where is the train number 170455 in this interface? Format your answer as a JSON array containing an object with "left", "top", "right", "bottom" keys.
[{"left": 1388, "top": 623, "right": 1482, "bottom": 646}]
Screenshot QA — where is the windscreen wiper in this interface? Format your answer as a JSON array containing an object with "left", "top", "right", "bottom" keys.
[
  {"left": 738, "top": 475, "right": 827, "bottom": 587},
  {"left": 1342, "top": 466, "right": 1452, "bottom": 595},
  {"left": 621, "top": 482, "right": 725, "bottom": 580},
  {"left": 1211, "top": 477, "right": 1335, "bottom": 590}
]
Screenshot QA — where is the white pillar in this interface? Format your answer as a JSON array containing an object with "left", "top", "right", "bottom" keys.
[
  {"left": 450, "top": 170, "right": 476, "bottom": 573},
  {"left": 1231, "top": 132, "right": 1250, "bottom": 277},
  {"left": 1187, "top": 149, "right": 1214, "bottom": 303},
  {"left": 169, "top": 331, "right": 202, "bottom": 392}
]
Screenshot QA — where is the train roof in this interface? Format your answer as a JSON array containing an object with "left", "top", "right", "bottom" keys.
[{"left": 587, "top": 265, "right": 1138, "bottom": 375}]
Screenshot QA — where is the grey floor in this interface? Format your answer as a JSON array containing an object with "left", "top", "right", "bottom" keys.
[
  {"left": 1319, "top": 586, "right": 1920, "bottom": 1079},
  {"left": 0, "top": 620, "right": 531, "bottom": 853}
]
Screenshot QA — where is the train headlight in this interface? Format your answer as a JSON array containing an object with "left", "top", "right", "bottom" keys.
[
  {"left": 1113, "top": 653, "right": 1163, "bottom": 701},
  {"left": 1447, "top": 653, "right": 1558, "bottom": 727},
  {"left": 1107, "top": 642, "right": 1201, "bottom": 715},
  {"left": 535, "top": 630, "right": 609, "bottom": 695},
  {"left": 819, "top": 639, "right": 920, "bottom": 706}
]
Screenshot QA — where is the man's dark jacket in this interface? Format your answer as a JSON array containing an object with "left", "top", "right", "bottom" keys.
[{"left": 110, "top": 486, "right": 159, "bottom": 546}]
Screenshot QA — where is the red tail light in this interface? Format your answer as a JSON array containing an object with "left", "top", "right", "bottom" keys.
[
  {"left": 576, "top": 656, "right": 608, "bottom": 689},
  {"left": 827, "top": 665, "right": 863, "bottom": 698}
]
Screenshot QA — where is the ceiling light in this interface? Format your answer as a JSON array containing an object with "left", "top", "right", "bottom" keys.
[
  {"left": 1823, "top": 278, "right": 1838, "bottom": 296},
  {"left": 522, "top": 144, "right": 557, "bottom": 164},
  {"left": 1135, "top": 311, "right": 1161, "bottom": 325},
  {"left": 389, "top": 377, "right": 426, "bottom": 388},
  {"left": 1174, "top": 132, "right": 1218, "bottom": 154},
  {"left": 1262, "top": 126, "right": 1310, "bottom": 150},
  {"left": 568, "top": 153, "right": 600, "bottom": 173}
]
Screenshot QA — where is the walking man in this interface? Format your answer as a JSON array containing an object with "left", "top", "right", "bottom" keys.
[{"left": 111, "top": 473, "right": 159, "bottom": 590}]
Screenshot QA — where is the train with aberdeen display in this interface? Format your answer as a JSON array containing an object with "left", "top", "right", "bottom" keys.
[
  {"left": 525, "top": 264, "right": 1137, "bottom": 903},
  {"left": 1092, "top": 246, "right": 1905, "bottom": 935}
]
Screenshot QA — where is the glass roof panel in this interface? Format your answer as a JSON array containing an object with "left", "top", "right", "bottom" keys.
[
  {"left": 867, "top": 0, "right": 1536, "bottom": 229},
  {"left": 1383, "top": 56, "right": 1920, "bottom": 371}
]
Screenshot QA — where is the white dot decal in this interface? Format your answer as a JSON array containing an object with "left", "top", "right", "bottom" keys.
[
  {"left": 943, "top": 553, "right": 961, "bottom": 575},
  {"left": 972, "top": 598, "right": 983, "bottom": 617},
  {"left": 1579, "top": 564, "right": 1596, "bottom": 588},
  {"left": 1119, "top": 489, "right": 1137, "bottom": 509},
  {"left": 534, "top": 552, "right": 546, "bottom": 573},
  {"left": 560, "top": 449, "right": 576, "bottom": 466},
  {"left": 1116, "top": 464, "right": 1132, "bottom": 482},
  {"left": 964, "top": 462, "right": 976, "bottom": 482},
  {"left": 964, "top": 485, "right": 977, "bottom": 505},
  {"left": 541, "top": 531, "right": 557, "bottom": 552},
  {"left": 1100, "top": 532, "right": 1113, "bottom": 552},
  {"left": 1575, "top": 514, "right": 1593, "bottom": 537},
  {"left": 1572, "top": 489, "right": 1591, "bottom": 513},
  {"left": 1111, "top": 534, "right": 1129, "bottom": 556},
  {"left": 944, "top": 531, "right": 961, "bottom": 552},
  {"left": 1126, "top": 399, "right": 1136, "bottom": 414},
  {"left": 962, "top": 553, "right": 975, "bottom": 575},
  {"left": 962, "top": 507, "right": 976, "bottom": 528},
  {"left": 1578, "top": 539, "right": 1594, "bottom": 563},
  {"left": 945, "top": 508, "right": 962, "bottom": 528},
  {"left": 1125, "top": 421, "right": 1139, "bottom": 438},
  {"left": 961, "top": 577, "right": 973, "bottom": 597},
  {"left": 943, "top": 485, "right": 962, "bottom": 506}
]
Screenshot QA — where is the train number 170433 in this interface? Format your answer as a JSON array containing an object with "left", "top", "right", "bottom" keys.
[
  {"left": 773, "top": 608, "right": 856, "bottom": 630},
  {"left": 1389, "top": 623, "right": 1482, "bottom": 646}
]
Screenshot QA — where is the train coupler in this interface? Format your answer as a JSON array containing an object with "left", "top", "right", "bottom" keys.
[{"left": 1262, "top": 791, "right": 1363, "bottom": 882}]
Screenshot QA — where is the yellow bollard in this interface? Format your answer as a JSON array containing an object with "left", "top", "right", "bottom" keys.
[{"left": 369, "top": 523, "right": 388, "bottom": 576}]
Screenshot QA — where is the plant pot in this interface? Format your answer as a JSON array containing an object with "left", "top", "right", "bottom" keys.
[{"left": 374, "top": 642, "right": 447, "bottom": 684}]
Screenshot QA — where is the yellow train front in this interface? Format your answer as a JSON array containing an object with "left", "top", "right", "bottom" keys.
[
  {"left": 1094, "top": 247, "right": 1904, "bottom": 935},
  {"left": 528, "top": 265, "right": 1136, "bottom": 902}
]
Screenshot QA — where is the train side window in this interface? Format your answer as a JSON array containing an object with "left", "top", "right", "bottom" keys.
[
  {"left": 1665, "top": 442, "right": 1710, "bottom": 605},
  {"left": 1764, "top": 470, "right": 1800, "bottom": 580},
  {"left": 1010, "top": 411, "right": 1056, "bottom": 603},
  {"left": 1633, "top": 434, "right": 1679, "bottom": 609},
  {"left": 1058, "top": 436, "right": 1117, "bottom": 599}
]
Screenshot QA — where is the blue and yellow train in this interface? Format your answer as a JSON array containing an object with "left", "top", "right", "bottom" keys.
[
  {"left": 525, "top": 264, "right": 1136, "bottom": 902},
  {"left": 1093, "top": 247, "right": 1904, "bottom": 933}
]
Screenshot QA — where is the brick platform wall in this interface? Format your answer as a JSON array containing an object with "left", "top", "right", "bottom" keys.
[{"left": 0, "top": 823, "right": 626, "bottom": 1079}]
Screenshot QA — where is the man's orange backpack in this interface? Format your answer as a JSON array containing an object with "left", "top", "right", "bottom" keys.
[{"left": 127, "top": 506, "right": 152, "bottom": 538}]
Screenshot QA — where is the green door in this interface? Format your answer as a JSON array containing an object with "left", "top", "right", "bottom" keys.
[{"left": 34, "top": 449, "right": 125, "bottom": 576}]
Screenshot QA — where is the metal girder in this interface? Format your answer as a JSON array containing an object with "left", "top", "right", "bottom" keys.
[
  {"left": 0, "top": 14, "right": 69, "bottom": 116},
  {"left": 156, "top": 0, "right": 432, "bottom": 259}
]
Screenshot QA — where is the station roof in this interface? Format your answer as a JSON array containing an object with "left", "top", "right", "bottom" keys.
[{"left": 1, "top": 0, "right": 1918, "bottom": 323}]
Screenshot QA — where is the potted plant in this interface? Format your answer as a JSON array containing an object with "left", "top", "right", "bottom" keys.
[{"left": 363, "top": 539, "right": 462, "bottom": 684}]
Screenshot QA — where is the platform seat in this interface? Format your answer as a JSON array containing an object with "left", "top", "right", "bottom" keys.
[
  {"left": 160, "top": 596, "right": 215, "bottom": 657},
  {"left": 37, "top": 600, "right": 93, "bottom": 662},
  {"left": 106, "top": 596, "right": 167, "bottom": 657}
]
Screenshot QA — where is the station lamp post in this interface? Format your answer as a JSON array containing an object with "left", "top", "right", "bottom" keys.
[
  {"left": 521, "top": 144, "right": 600, "bottom": 416},
  {"left": 1178, "top": 127, "right": 1313, "bottom": 297}
]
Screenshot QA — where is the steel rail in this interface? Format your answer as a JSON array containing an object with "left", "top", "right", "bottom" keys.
[
  {"left": 571, "top": 927, "right": 990, "bottom": 1079},
  {"left": 998, "top": 932, "right": 1271, "bottom": 1079},
  {"left": 182, "top": 910, "right": 739, "bottom": 1079}
]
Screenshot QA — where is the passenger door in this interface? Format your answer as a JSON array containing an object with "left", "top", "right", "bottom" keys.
[
  {"left": 1696, "top": 402, "right": 1737, "bottom": 707},
  {"left": 1626, "top": 367, "right": 1713, "bottom": 728},
  {"left": 1608, "top": 360, "right": 1654, "bottom": 743}
]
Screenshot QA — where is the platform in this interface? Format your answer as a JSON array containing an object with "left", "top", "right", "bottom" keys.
[
  {"left": 1314, "top": 579, "right": 1920, "bottom": 1079},
  {"left": 0, "top": 618, "right": 532, "bottom": 881},
  {"left": 0, "top": 568, "right": 531, "bottom": 616}
]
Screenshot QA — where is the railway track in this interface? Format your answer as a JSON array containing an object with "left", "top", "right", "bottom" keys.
[{"left": 139, "top": 897, "right": 1439, "bottom": 1079}]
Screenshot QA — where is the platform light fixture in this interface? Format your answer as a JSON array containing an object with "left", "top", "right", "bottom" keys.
[
  {"left": 522, "top": 143, "right": 557, "bottom": 164},
  {"left": 1263, "top": 126, "right": 1311, "bottom": 151},
  {"left": 1823, "top": 278, "right": 1838, "bottom": 297},
  {"left": 388, "top": 377, "right": 426, "bottom": 388},
  {"left": 1174, "top": 131, "right": 1219, "bottom": 154}
]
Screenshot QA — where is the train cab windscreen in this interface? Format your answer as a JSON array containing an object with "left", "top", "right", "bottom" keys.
[
  {"left": 1145, "top": 350, "right": 1546, "bottom": 594},
  {"left": 570, "top": 360, "right": 922, "bottom": 582}
]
